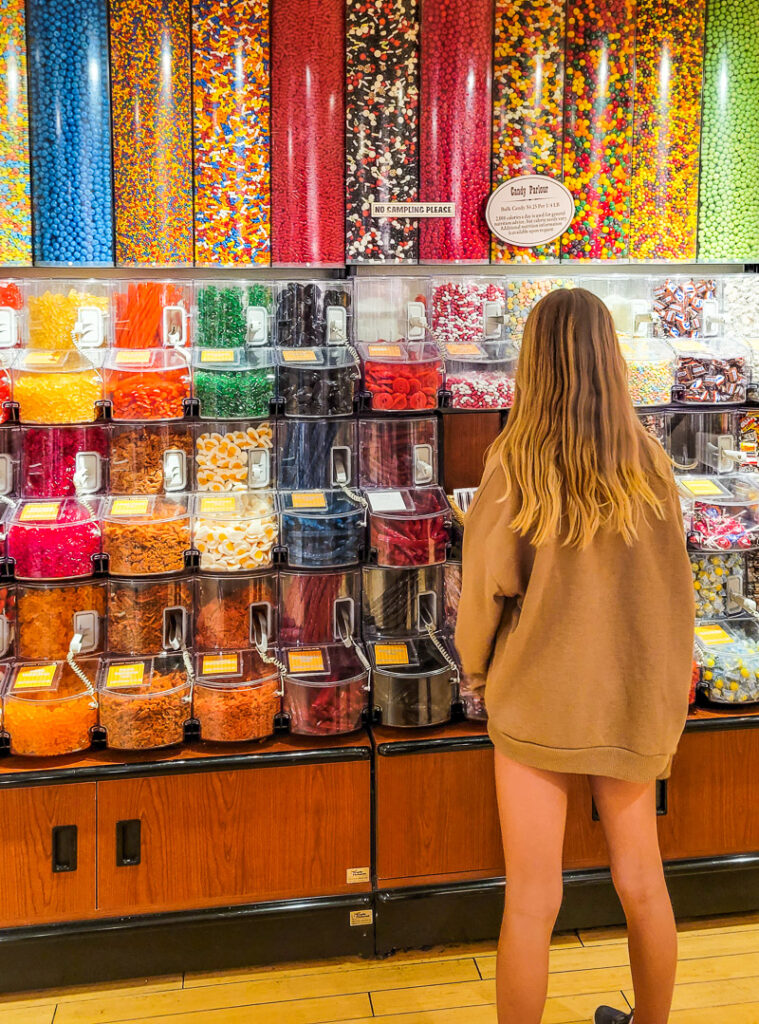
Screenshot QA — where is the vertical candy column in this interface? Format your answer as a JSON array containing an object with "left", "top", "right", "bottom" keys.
[
  {"left": 345, "top": 0, "right": 420, "bottom": 263},
  {"left": 698, "top": 0, "right": 759, "bottom": 261},
  {"left": 110, "top": 0, "right": 193, "bottom": 267},
  {"left": 630, "top": 0, "right": 705, "bottom": 260},
  {"left": 490, "top": 0, "right": 565, "bottom": 263},
  {"left": 26, "top": 0, "right": 113, "bottom": 265},
  {"left": 0, "top": 0, "right": 30, "bottom": 265},
  {"left": 560, "top": 0, "right": 635, "bottom": 260},
  {"left": 419, "top": 0, "right": 493, "bottom": 262},
  {"left": 192, "top": 0, "right": 270, "bottom": 267},
  {"left": 271, "top": 0, "right": 345, "bottom": 266}
]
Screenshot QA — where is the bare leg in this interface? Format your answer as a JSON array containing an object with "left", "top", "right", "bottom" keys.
[
  {"left": 590, "top": 776, "right": 677, "bottom": 1024},
  {"left": 494, "top": 750, "right": 570, "bottom": 1024}
]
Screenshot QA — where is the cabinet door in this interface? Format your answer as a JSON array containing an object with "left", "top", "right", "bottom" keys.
[
  {"left": 563, "top": 775, "right": 610, "bottom": 870},
  {"left": 443, "top": 411, "right": 502, "bottom": 491},
  {"left": 0, "top": 783, "right": 96, "bottom": 926},
  {"left": 97, "top": 761, "right": 371, "bottom": 915}
]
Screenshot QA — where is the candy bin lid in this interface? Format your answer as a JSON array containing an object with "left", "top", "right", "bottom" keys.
[
  {"left": 354, "top": 276, "right": 429, "bottom": 343},
  {"left": 0, "top": 278, "right": 26, "bottom": 349},
  {"left": 195, "top": 280, "right": 275, "bottom": 347},
  {"left": 366, "top": 635, "right": 456, "bottom": 679},
  {"left": 678, "top": 474, "right": 759, "bottom": 551},
  {"left": 694, "top": 619, "right": 759, "bottom": 705},
  {"left": 10, "top": 495, "right": 102, "bottom": 530},
  {"left": 282, "top": 643, "right": 368, "bottom": 688},
  {"left": 194, "top": 648, "right": 279, "bottom": 688},
  {"left": 358, "top": 340, "right": 442, "bottom": 365},
  {"left": 276, "top": 346, "right": 359, "bottom": 371},
  {"left": 192, "top": 346, "right": 276, "bottom": 372},
  {"left": 668, "top": 334, "right": 750, "bottom": 361},
  {"left": 103, "top": 493, "right": 189, "bottom": 526},
  {"left": 97, "top": 654, "right": 190, "bottom": 698},
  {"left": 677, "top": 474, "right": 759, "bottom": 503},
  {"left": 4, "top": 658, "right": 98, "bottom": 698},
  {"left": 365, "top": 486, "right": 451, "bottom": 521},
  {"left": 105, "top": 346, "right": 192, "bottom": 374},
  {"left": 112, "top": 279, "right": 192, "bottom": 348},
  {"left": 442, "top": 338, "right": 519, "bottom": 365},
  {"left": 12, "top": 348, "right": 104, "bottom": 375},
  {"left": 280, "top": 489, "right": 365, "bottom": 520}
]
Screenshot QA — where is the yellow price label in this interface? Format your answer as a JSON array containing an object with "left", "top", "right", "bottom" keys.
[
  {"left": 291, "top": 492, "right": 327, "bottom": 509},
  {"left": 19, "top": 501, "right": 61, "bottom": 522},
  {"left": 374, "top": 643, "right": 410, "bottom": 666},
  {"left": 282, "top": 348, "right": 317, "bottom": 362},
  {"left": 200, "top": 349, "right": 236, "bottom": 363},
  {"left": 13, "top": 664, "right": 57, "bottom": 691},
  {"left": 446, "top": 343, "right": 481, "bottom": 357},
  {"left": 287, "top": 649, "right": 325, "bottom": 673},
  {"left": 201, "top": 654, "right": 240, "bottom": 676},
  {"left": 368, "top": 344, "right": 401, "bottom": 358},
  {"left": 110, "top": 498, "right": 150, "bottom": 516},
  {"left": 106, "top": 663, "right": 146, "bottom": 689},
  {"left": 695, "top": 625, "right": 733, "bottom": 646},
  {"left": 199, "top": 495, "right": 237, "bottom": 514},
  {"left": 24, "top": 351, "right": 62, "bottom": 367},
  {"left": 681, "top": 479, "right": 724, "bottom": 497},
  {"left": 114, "top": 350, "right": 152, "bottom": 365}
]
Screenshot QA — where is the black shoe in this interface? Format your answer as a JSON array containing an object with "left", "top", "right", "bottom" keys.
[{"left": 594, "top": 1008, "right": 632, "bottom": 1024}]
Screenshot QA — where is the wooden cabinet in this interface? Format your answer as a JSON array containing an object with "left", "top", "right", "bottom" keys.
[
  {"left": 0, "top": 783, "right": 96, "bottom": 927},
  {"left": 442, "top": 411, "right": 502, "bottom": 491}
]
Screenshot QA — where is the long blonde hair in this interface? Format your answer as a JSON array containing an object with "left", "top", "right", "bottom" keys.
[{"left": 492, "top": 287, "right": 673, "bottom": 549}]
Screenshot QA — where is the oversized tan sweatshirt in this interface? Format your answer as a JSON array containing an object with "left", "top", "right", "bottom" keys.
[{"left": 455, "top": 453, "right": 695, "bottom": 782}]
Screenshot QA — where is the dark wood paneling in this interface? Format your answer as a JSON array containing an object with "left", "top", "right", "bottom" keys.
[
  {"left": 442, "top": 412, "right": 502, "bottom": 491},
  {"left": 562, "top": 775, "right": 609, "bottom": 870}
]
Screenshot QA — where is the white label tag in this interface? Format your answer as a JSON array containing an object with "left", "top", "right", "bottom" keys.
[
  {"left": 367, "top": 491, "right": 406, "bottom": 513},
  {"left": 371, "top": 202, "right": 455, "bottom": 218}
]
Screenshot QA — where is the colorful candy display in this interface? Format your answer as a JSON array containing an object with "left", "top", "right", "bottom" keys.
[
  {"left": 196, "top": 282, "right": 273, "bottom": 348},
  {"left": 99, "top": 659, "right": 190, "bottom": 749},
  {"left": 0, "top": 0, "right": 31, "bottom": 265},
  {"left": 679, "top": 476, "right": 759, "bottom": 551},
  {"left": 113, "top": 281, "right": 190, "bottom": 348},
  {"left": 280, "top": 569, "right": 359, "bottom": 645},
  {"left": 194, "top": 657, "right": 280, "bottom": 742},
  {"left": 7, "top": 499, "right": 101, "bottom": 579},
  {"left": 445, "top": 343, "right": 517, "bottom": 409},
  {"left": 271, "top": 0, "right": 344, "bottom": 266},
  {"left": 698, "top": 0, "right": 759, "bottom": 260},
  {"left": 17, "top": 581, "right": 106, "bottom": 659},
  {"left": 278, "top": 349, "right": 358, "bottom": 417},
  {"left": 108, "top": 576, "right": 193, "bottom": 655},
  {"left": 419, "top": 0, "right": 492, "bottom": 262},
  {"left": 105, "top": 350, "right": 191, "bottom": 420},
  {"left": 368, "top": 488, "right": 450, "bottom": 567},
  {"left": 276, "top": 282, "right": 352, "bottom": 347},
  {"left": 281, "top": 493, "right": 364, "bottom": 568},
  {"left": 672, "top": 340, "right": 747, "bottom": 405},
  {"left": 503, "top": 278, "right": 573, "bottom": 343},
  {"left": 194, "top": 350, "right": 276, "bottom": 419},
  {"left": 345, "top": 0, "right": 419, "bottom": 263},
  {"left": 3, "top": 661, "right": 99, "bottom": 756},
  {"left": 193, "top": 491, "right": 278, "bottom": 571},
  {"left": 278, "top": 419, "right": 357, "bottom": 491},
  {"left": 691, "top": 553, "right": 743, "bottom": 619},
  {"left": 696, "top": 624, "right": 759, "bottom": 704},
  {"left": 28, "top": 285, "right": 109, "bottom": 349},
  {"left": 491, "top": 0, "right": 565, "bottom": 263},
  {"left": 360, "top": 343, "right": 442, "bottom": 412},
  {"left": 110, "top": 0, "right": 193, "bottom": 266},
  {"left": 653, "top": 278, "right": 718, "bottom": 338},
  {"left": 630, "top": 0, "right": 705, "bottom": 260},
  {"left": 192, "top": 0, "right": 270, "bottom": 266},
  {"left": 20, "top": 425, "right": 108, "bottom": 497},
  {"left": 110, "top": 424, "right": 193, "bottom": 494},
  {"left": 431, "top": 280, "right": 506, "bottom": 348},
  {"left": 195, "top": 571, "right": 277, "bottom": 650},
  {"left": 196, "top": 422, "right": 274, "bottom": 491},
  {"left": 103, "top": 496, "right": 190, "bottom": 576},
  {"left": 561, "top": 0, "right": 635, "bottom": 260},
  {"left": 359, "top": 417, "right": 437, "bottom": 489},
  {"left": 12, "top": 352, "right": 102, "bottom": 424},
  {"left": 620, "top": 337, "right": 675, "bottom": 407}
]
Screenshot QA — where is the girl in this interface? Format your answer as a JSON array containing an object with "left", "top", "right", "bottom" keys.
[{"left": 456, "top": 288, "right": 694, "bottom": 1024}]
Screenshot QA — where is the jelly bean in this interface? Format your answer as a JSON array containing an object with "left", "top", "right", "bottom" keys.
[
  {"left": 503, "top": 279, "right": 574, "bottom": 343},
  {"left": 561, "top": 0, "right": 635, "bottom": 260},
  {"left": 698, "top": 0, "right": 759, "bottom": 260},
  {"left": 192, "top": 0, "right": 270, "bottom": 266},
  {"left": 345, "top": 0, "right": 419, "bottom": 264},
  {"left": 110, "top": 0, "right": 193, "bottom": 266},
  {"left": 624, "top": 357, "right": 674, "bottom": 407},
  {"left": 419, "top": 0, "right": 492, "bottom": 262},
  {"left": 491, "top": 0, "right": 565, "bottom": 263},
  {"left": 0, "top": 0, "right": 31, "bottom": 265},
  {"left": 629, "top": 0, "right": 705, "bottom": 260},
  {"left": 271, "top": 0, "right": 344, "bottom": 266}
]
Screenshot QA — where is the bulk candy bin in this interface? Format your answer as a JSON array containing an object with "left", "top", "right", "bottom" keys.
[
  {"left": 0, "top": 582, "right": 13, "bottom": 659},
  {"left": 278, "top": 419, "right": 357, "bottom": 491},
  {"left": 192, "top": 491, "right": 278, "bottom": 572},
  {"left": 276, "top": 281, "right": 352, "bottom": 348},
  {"left": 26, "top": 0, "right": 113, "bottom": 266},
  {"left": 2, "top": 660, "right": 99, "bottom": 756},
  {"left": 443, "top": 341, "right": 518, "bottom": 409},
  {"left": 195, "top": 420, "right": 274, "bottom": 491},
  {"left": 7, "top": 498, "right": 102, "bottom": 580},
  {"left": 196, "top": 281, "right": 274, "bottom": 348},
  {"left": 195, "top": 571, "right": 277, "bottom": 651},
  {"left": 678, "top": 475, "right": 759, "bottom": 551},
  {"left": 362, "top": 565, "right": 444, "bottom": 637},
  {"left": 110, "top": 423, "right": 193, "bottom": 494},
  {"left": 11, "top": 350, "right": 103, "bottom": 424},
  {"left": 0, "top": 279, "right": 26, "bottom": 348},
  {"left": 430, "top": 279, "right": 506, "bottom": 348},
  {"left": 502, "top": 278, "right": 575, "bottom": 342},
  {"left": 0, "top": 422, "right": 17, "bottom": 494},
  {"left": 194, "top": 650, "right": 280, "bottom": 743},
  {"left": 277, "top": 347, "right": 358, "bottom": 418},
  {"left": 359, "top": 417, "right": 438, "bottom": 489},
  {"left": 652, "top": 277, "right": 719, "bottom": 338},
  {"left": 17, "top": 580, "right": 105, "bottom": 660},
  {"left": 671, "top": 337, "right": 749, "bottom": 405},
  {"left": 619, "top": 336, "right": 675, "bottom": 407},
  {"left": 0, "top": 3, "right": 31, "bottom": 266},
  {"left": 443, "top": 560, "right": 461, "bottom": 631},
  {"left": 354, "top": 277, "right": 428, "bottom": 343},
  {"left": 367, "top": 488, "right": 450, "bottom": 567},
  {"left": 20, "top": 425, "right": 107, "bottom": 497},
  {"left": 102, "top": 495, "right": 191, "bottom": 576},
  {"left": 279, "top": 569, "right": 360, "bottom": 646},
  {"left": 691, "top": 553, "right": 744, "bottom": 620},
  {"left": 695, "top": 621, "right": 759, "bottom": 705},
  {"left": 108, "top": 575, "right": 193, "bottom": 656},
  {"left": 280, "top": 491, "right": 364, "bottom": 568},
  {"left": 105, "top": 349, "right": 192, "bottom": 421},
  {"left": 193, "top": 348, "right": 277, "bottom": 419},
  {"left": 368, "top": 636, "right": 455, "bottom": 727},
  {"left": 282, "top": 644, "right": 368, "bottom": 736},
  {"left": 583, "top": 275, "right": 652, "bottom": 335},
  {"left": 112, "top": 280, "right": 192, "bottom": 348},
  {"left": 98, "top": 655, "right": 192, "bottom": 750},
  {"left": 359, "top": 342, "right": 442, "bottom": 412},
  {"left": 27, "top": 281, "right": 110, "bottom": 349}
]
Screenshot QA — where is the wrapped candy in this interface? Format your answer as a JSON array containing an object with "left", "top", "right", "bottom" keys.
[
  {"left": 695, "top": 622, "right": 759, "bottom": 705},
  {"left": 678, "top": 476, "right": 759, "bottom": 551},
  {"left": 652, "top": 277, "right": 718, "bottom": 338},
  {"left": 690, "top": 553, "right": 744, "bottom": 619}
]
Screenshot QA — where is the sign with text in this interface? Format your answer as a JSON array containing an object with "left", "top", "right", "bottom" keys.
[
  {"left": 371, "top": 202, "right": 455, "bottom": 218},
  {"left": 486, "top": 175, "right": 575, "bottom": 247}
]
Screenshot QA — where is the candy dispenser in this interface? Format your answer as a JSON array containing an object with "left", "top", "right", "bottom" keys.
[
  {"left": 345, "top": 0, "right": 420, "bottom": 264},
  {"left": 0, "top": 1, "right": 31, "bottom": 266},
  {"left": 279, "top": 569, "right": 359, "bottom": 646},
  {"left": 278, "top": 418, "right": 357, "bottom": 491},
  {"left": 690, "top": 553, "right": 744, "bottom": 620},
  {"left": 7, "top": 498, "right": 101, "bottom": 580},
  {"left": 17, "top": 580, "right": 104, "bottom": 660},
  {"left": 192, "top": 0, "right": 271, "bottom": 268},
  {"left": 110, "top": 423, "right": 193, "bottom": 494},
  {"left": 651, "top": 277, "right": 720, "bottom": 339},
  {"left": 619, "top": 337, "right": 675, "bottom": 408},
  {"left": 367, "top": 488, "right": 450, "bottom": 567},
  {"left": 98, "top": 654, "right": 192, "bottom": 749},
  {"left": 430, "top": 278, "right": 506, "bottom": 348},
  {"left": 102, "top": 495, "right": 191, "bottom": 576},
  {"left": 277, "top": 347, "right": 358, "bottom": 418},
  {"left": 105, "top": 349, "right": 192, "bottom": 421},
  {"left": 443, "top": 340, "right": 518, "bottom": 410},
  {"left": 108, "top": 575, "right": 192, "bottom": 656},
  {"left": 194, "top": 650, "right": 280, "bottom": 743},
  {"left": 12, "top": 350, "right": 103, "bottom": 425},
  {"left": 20, "top": 425, "right": 107, "bottom": 498},
  {"left": 629, "top": 0, "right": 706, "bottom": 261},
  {"left": 193, "top": 348, "right": 277, "bottom": 419},
  {"left": 27, "top": 280, "right": 109, "bottom": 350},
  {"left": 26, "top": 0, "right": 113, "bottom": 266},
  {"left": 671, "top": 337, "right": 749, "bottom": 405},
  {"left": 491, "top": 0, "right": 565, "bottom": 263},
  {"left": 282, "top": 644, "right": 368, "bottom": 735},
  {"left": 698, "top": 0, "right": 759, "bottom": 261},
  {"left": 723, "top": 275, "right": 759, "bottom": 345},
  {"left": 195, "top": 570, "right": 277, "bottom": 651},
  {"left": 3, "top": 659, "right": 98, "bottom": 756},
  {"left": 112, "top": 280, "right": 192, "bottom": 348},
  {"left": 359, "top": 418, "right": 438, "bottom": 489},
  {"left": 271, "top": 0, "right": 344, "bottom": 266},
  {"left": 674, "top": 411, "right": 739, "bottom": 474},
  {"left": 0, "top": 421, "right": 16, "bottom": 495},
  {"left": 0, "top": 278, "right": 26, "bottom": 349},
  {"left": 196, "top": 281, "right": 274, "bottom": 348},
  {"left": 0, "top": 582, "right": 13, "bottom": 660},
  {"left": 368, "top": 636, "right": 455, "bottom": 727},
  {"left": 695, "top": 621, "right": 759, "bottom": 705},
  {"left": 582, "top": 276, "right": 653, "bottom": 335},
  {"left": 443, "top": 560, "right": 461, "bottom": 631},
  {"left": 678, "top": 475, "right": 759, "bottom": 551},
  {"left": 280, "top": 491, "right": 364, "bottom": 569},
  {"left": 195, "top": 420, "right": 274, "bottom": 491},
  {"left": 276, "top": 281, "right": 353, "bottom": 347},
  {"left": 359, "top": 342, "right": 442, "bottom": 413},
  {"left": 502, "top": 277, "right": 575, "bottom": 344},
  {"left": 354, "top": 277, "right": 428, "bottom": 344},
  {"left": 109, "top": 0, "right": 193, "bottom": 267},
  {"left": 192, "top": 491, "right": 278, "bottom": 572},
  {"left": 362, "top": 565, "right": 444, "bottom": 638},
  {"left": 739, "top": 412, "right": 759, "bottom": 473},
  {"left": 419, "top": 0, "right": 492, "bottom": 262}
]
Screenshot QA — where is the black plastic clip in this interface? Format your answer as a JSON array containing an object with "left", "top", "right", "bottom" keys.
[{"left": 183, "top": 396, "right": 201, "bottom": 419}]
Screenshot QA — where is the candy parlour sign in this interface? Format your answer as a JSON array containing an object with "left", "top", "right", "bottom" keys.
[{"left": 486, "top": 175, "right": 575, "bottom": 247}]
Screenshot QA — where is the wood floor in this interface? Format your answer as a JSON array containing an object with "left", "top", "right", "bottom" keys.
[{"left": 2, "top": 912, "right": 759, "bottom": 1023}]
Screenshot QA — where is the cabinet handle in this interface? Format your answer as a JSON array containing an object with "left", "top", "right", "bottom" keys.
[
  {"left": 116, "top": 819, "right": 141, "bottom": 867},
  {"left": 52, "top": 825, "right": 78, "bottom": 873},
  {"left": 591, "top": 779, "right": 668, "bottom": 822}
]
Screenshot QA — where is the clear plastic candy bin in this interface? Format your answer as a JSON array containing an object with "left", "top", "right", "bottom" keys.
[
  {"left": 107, "top": 575, "right": 193, "bottom": 656},
  {"left": 98, "top": 655, "right": 192, "bottom": 750},
  {"left": 104, "top": 348, "right": 192, "bottom": 421},
  {"left": 277, "top": 347, "right": 358, "bottom": 417},
  {"left": 195, "top": 571, "right": 277, "bottom": 652},
  {"left": 618, "top": 335, "right": 675, "bottom": 407},
  {"left": 3, "top": 659, "right": 99, "bottom": 756},
  {"left": 368, "top": 635, "right": 455, "bottom": 727},
  {"left": 195, "top": 420, "right": 275, "bottom": 491},
  {"left": 367, "top": 488, "right": 451, "bottom": 567},
  {"left": 195, "top": 281, "right": 274, "bottom": 349},
  {"left": 102, "top": 495, "right": 191, "bottom": 576},
  {"left": 651, "top": 277, "right": 719, "bottom": 339},
  {"left": 430, "top": 278, "right": 506, "bottom": 348},
  {"left": 671, "top": 336, "right": 750, "bottom": 405},
  {"left": 359, "top": 417, "right": 438, "bottom": 489},
  {"left": 27, "top": 280, "right": 109, "bottom": 350},
  {"left": 443, "top": 340, "right": 518, "bottom": 410},
  {"left": 359, "top": 341, "right": 443, "bottom": 413},
  {"left": 280, "top": 491, "right": 364, "bottom": 568},
  {"left": 677, "top": 475, "right": 759, "bottom": 551},
  {"left": 279, "top": 569, "right": 359, "bottom": 646},
  {"left": 113, "top": 280, "right": 192, "bottom": 348},
  {"left": 194, "top": 649, "right": 280, "bottom": 743},
  {"left": 110, "top": 423, "right": 193, "bottom": 494},
  {"left": 7, "top": 498, "right": 102, "bottom": 580},
  {"left": 193, "top": 347, "right": 276, "bottom": 419},
  {"left": 276, "top": 280, "right": 353, "bottom": 348},
  {"left": 278, "top": 419, "right": 357, "bottom": 491},
  {"left": 362, "top": 565, "right": 444, "bottom": 637},
  {"left": 17, "top": 580, "right": 105, "bottom": 660},
  {"left": 12, "top": 349, "right": 103, "bottom": 424},
  {"left": 690, "top": 553, "right": 744, "bottom": 620},
  {"left": 695, "top": 620, "right": 759, "bottom": 705},
  {"left": 20, "top": 424, "right": 108, "bottom": 497},
  {"left": 192, "top": 492, "right": 278, "bottom": 572},
  {"left": 283, "top": 644, "right": 368, "bottom": 736},
  {"left": 354, "top": 276, "right": 429, "bottom": 344}
]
